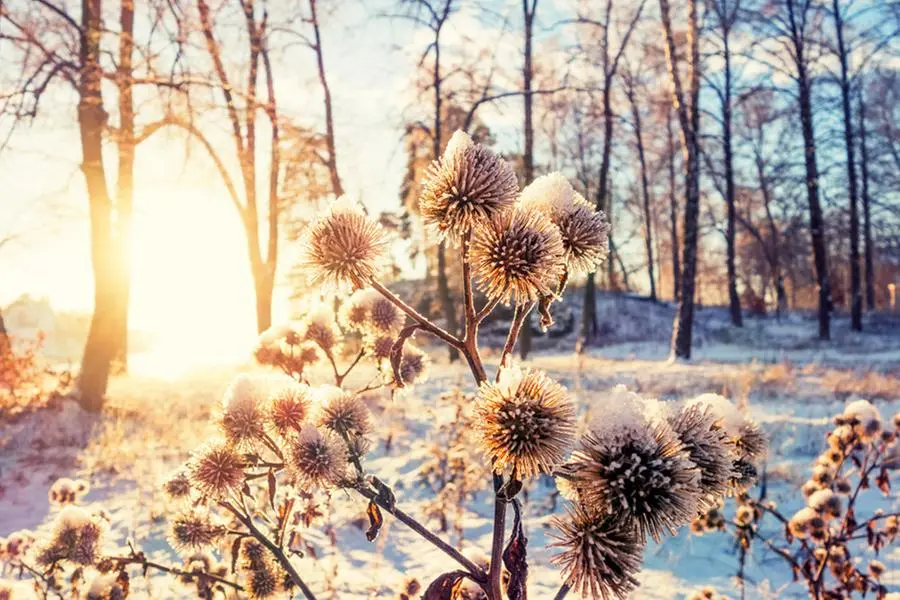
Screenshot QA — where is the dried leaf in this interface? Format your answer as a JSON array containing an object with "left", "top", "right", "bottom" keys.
[
  {"left": 267, "top": 469, "right": 277, "bottom": 510},
  {"left": 876, "top": 467, "right": 890, "bottom": 494},
  {"left": 503, "top": 500, "right": 528, "bottom": 600},
  {"left": 422, "top": 571, "right": 468, "bottom": 599},
  {"left": 230, "top": 536, "right": 242, "bottom": 574},
  {"left": 370, "top": 476, "right": 396, "bottom": 512},
  {"left": 499, "top": 478, "right": 523, "bottom": 501},
  {"left": 365, "top": 501, "right": 384, "bottom": 542},
  {"left": 390, "top": 325, "right": 420, "bottom": 388},
  {"left": 116, "top": 569, "right": 130, "bottom": 597}
]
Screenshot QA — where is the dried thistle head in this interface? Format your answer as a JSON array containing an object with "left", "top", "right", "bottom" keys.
[
  {"left": 550, "top": 505, "right": 643, "bottom": 600},
  {"left": 36, "top": 506, "right": 105, "bottom": 567},
  {"left": 168, "top": 509, "right": 226, "bottom": 553},
  {"left": 571, "top": 389, "right": 701, "bottom": 541},
  {"left": 841, "top": 399, "right": 882, "bottom": 441},
  {"left": 240, "top": 540, "right": 282, "bottom": 599},
  {"left": 474, "top": 366, "right": 575, "bottom": 479},
  {"left": 164, "top": 470, "right": 193, "bottom": 501},
  {"left": 316, "top": 386, "right": 372, "bottom": 438},
  {"left": 302, "top": 197, "right": 389, "bottom": 290},
  {"left": 301, "top": 305, "right": 341, "bottom": 353},
  {"left": 807, "top": 488, "right": 842, "bottom": 519},
  {"left": 1, "top": 530, "right": 34, "bottom": 564},
  {"left": 188, "top": 441, "right": 245, "bottom": 500},
  {"left": 267, "top": 383, "right": 312, "bottom": 438},
  {"left": 85, "top": 573, "right": 126, "bottom": 600},
  {"left": 369, "top": 296, "right": 404, "bottom": 334},
  {"left": 398, "top": 344, "right": 429, "bottom": 385},
  {"left": 419, "top": 130, "right": 518, "bottom": 241},
  {"left": 667, "top": 403, "right": 732, "bottom": 508},
  {"left": 470, "top": 206, "right": 565, "bottom": 305},
  {"left": 788, "top": 507, "right": 825, "bottom": 540},
  {"left": 365, "top": 333, "right": 395, "bottom": 361},
  {"left": 48, "top": 477, "right": 89, "bottom": 506},
  {"left": 339, "top": 289, "right": 377, "bottom": 332},
  {"left": 288, "top": 426, "right": 348, "bottom": 489},
  {"left": 221, "top": 374, "right": 270, "bottom": 447},
  {"left": 519, "top": 174, "right": 609, "bottom": 275}
]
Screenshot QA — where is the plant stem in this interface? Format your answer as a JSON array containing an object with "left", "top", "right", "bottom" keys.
[
  {"left": 218, "top": 501, "right": 318, "bottom": 600},
  {"left": 488, "top": 471, "right": 507, "bottom": 600},
  {"left": 108, "top": 555, "right": 244, "bottom": 591},
  {"left": 370, "top": 280, "right": 462, "bottom": 348},
  {"left": 355, "top": 485, "right": 488, "bottom": 582},
  {"left": 553, "top": 583, "right": 571, "bottom": 600},
  {"left": 499, "top": 302, "right": 534, "bottom": 369}
]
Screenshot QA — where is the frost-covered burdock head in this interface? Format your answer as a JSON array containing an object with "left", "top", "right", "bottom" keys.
[
  {"left": 316, "top": 386, "right": 372, "bottom": 438},
  {"left": 220, "top": 374, "right": 270, "bottom": 447},
  {"left": 474, "top": 366, "right": 575, "bottom": 479},
  {"left": 36, "top": 506, "right": 105, "bottom": 567},
  {"left": 188, "top": 441, "right": 245, "bottom": 500},
  {"left": 267, "top": 382, "right": 311, "bottom": 438},
  {"left": 168, "top": 509, "right": 226, "bottom": 553},
  {"left": 571, "top": 387, "right": 701, "bottom": 542},
  {"left": 419, "top": 130, "right": 518, "bottom": 241},
  {"left": 398, "top": 344, "right": 429, "bottom": 386},
  {"left": 302, "top": 196, "right": 389, "bottom": 290},
  {"left": 240, "top": 540, "right": 282, "bottom": 599},
  {"left": 807, "top": 488, "right": 842, "bottom": 519},
  {"left": 369, "top": 296, "right": 404, "bottom": 334},
  {"left": 301, "top": 305, "right": 341, "bottom": 354},
  {"left": 519, "top": 174, "right": 609, "bottom": 276},
  {"left": 48, "top": 477, "right": 89, "bottom": 506},
  {"left": 788, "top": 506, "right": 825, "bottom": 540},
  {"left": 85, "top": 573, "right": 126, "bottom": 600},
  {"left": 289, "top": 426, "right": 348, "bottom": 489},
  {"left": 667, "top": 403, "right": 732, "bottom": 508},
  {"left": 470, "top": 206, "right": 566, "bottom": 305},
  {"left": 839, "top": 399, "right": 882, "bottom": 441},
  {"left": 1, "top": 531, "right": 34, "bottom": 564},
  {"left": 550, "top": 504, "right": 643, "bottom": 600},
  {"left": 365, "top": 333, "right": 395, "bottom": 362},
  {"left": 164, "top": 470, "right": 193, "bottom": 500},
  {"left": 338, "top": 289, "right": 378, "bottom": 332}
]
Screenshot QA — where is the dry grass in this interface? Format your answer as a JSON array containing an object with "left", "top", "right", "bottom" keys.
[{"left": 818, "top": 369, "right": 900, "bottom": 401}]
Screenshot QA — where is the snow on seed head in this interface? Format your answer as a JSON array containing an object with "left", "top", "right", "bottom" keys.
[{"left": 288, "top": 426, "right": 348, "bottom": 489}]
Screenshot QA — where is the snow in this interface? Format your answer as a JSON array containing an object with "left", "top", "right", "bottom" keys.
[{"left": 1, "top": 298, "right": 899, "bottom": 598}]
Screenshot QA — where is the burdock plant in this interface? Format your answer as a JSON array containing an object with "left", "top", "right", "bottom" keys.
[{"left": 2, "top": 132, "right": 765, "bottom": 600}]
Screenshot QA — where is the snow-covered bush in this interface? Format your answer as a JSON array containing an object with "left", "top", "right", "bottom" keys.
[
  {"left": 0, "top": 132, "right": 766, "bottom": 599},
  {"left": 695, "top": 400, "right": 899, "bottom": 599},
  {"left": 0, "top": 332, "right": 71, "bottom": 421}
]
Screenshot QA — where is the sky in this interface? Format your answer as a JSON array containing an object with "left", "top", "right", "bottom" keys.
[{"left": 0, "top": 0, "right": 549, "bottom": 369}]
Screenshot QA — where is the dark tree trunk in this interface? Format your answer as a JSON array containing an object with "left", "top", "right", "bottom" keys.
[
  {"left": 858, "top": 91, "right": 875, "bottom": 310},
  {"left": 626, "top": 77, "right": 657, "bottom": 301},
  {"left": 660, "top": 0, "right": 702, "bottom": 360},
  {"left": 253, "top": 267, "right": 274, "bottom": 333},
  {"left": 721, "top": 29, "right": 742, "bottom": 327},
  {"left": 667, "top": 110, "right": 681, "bottom": 301},
  {"left": 519, "top": 0, "right": 537, "bottom": 359},
  {"left": 832, "top": 0, "right": 861, "bottom": 331},
  {"left": 78, "top": 0, "right": 117, "bottom": 411},
  {"left": 788, "top": 0, "right": 830, "bottom": 340},
  {"left": 309, "top": 0, "right": 343, "bottom": 197},
  {"left": 111, "top": 0, "right": 135, "bottom": 374},
  {"left": 0, "top": 308, "right": 9, "bottom": 355}
]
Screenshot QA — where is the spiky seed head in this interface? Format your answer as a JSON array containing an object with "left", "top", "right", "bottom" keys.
[
  {"left": 301, "top": 305, "right": 341, "bottom": 353},
  {"left": 807, "top": 489, "right": 842, "bottom": 519},
  {"left": 302, "top": 197, "right": 390, "bottom": 290},
  {"left": 667, "top": 403, "right": 732, "bottom": 508},
  {"left": 268, "top": 383, "right": 312, "bottom": 438},
  {"left": 316, "top": 386, "right": 372, "bottom": 438},
  {"left": 733, "top": 421, "right": 767, "bottom": 463},
  {"left": 188, "top": 441, "right": 245, "bottom": 500},
  {"left": 399, "top": 344, "right": 429, "bottom": 385},
  {"left": 369, "top": 296, "right": 404, "bottom": 333},
  {"left": 729, "top": 458, "right": 759, "bottom": 495},
  {"left": 842, "top": 399, "right": 882, "bottom": 441},
  {"left": 788, "top": 507, "right": 824, "bottom": 539},
  {"left": 289, "top": 426, "right": 348, "bottom": 489},
  {"left": 735, "top": 505, "right": 754, "bottom": 526},
  {"left": 365, "top": 333, "right": 395, "bottom": 361},
  {"left": 85, "top": 573, "right": 126, "bottom": 600},
  {"left": 868, "top": 560, "right": 885, "bottom": 579},
  {"left": 556, "top": 201, "right": 610, "bottom": 275},
  {"left": 419, "top": 130, "right": 518, "bottom": 241},
  {"left": 2, "top": 531, "right": 34, "bottom": 563},
  {"left": 164, "top": 470, "right": 193, "bottom": 500},
  {"left": 474, "top": 366, "right": 575, "bottom": 479},
  {"left": 221, "top": 374, "right": 270, "bottom": 447},
  {"left": 550, "top": 505, "right": 644, "bottom": 600},
  {"left": 36, "top": 506, "right": 105, "bottom": 566},
  {"left": 240, "top": 541, "right": 281, "bottom": 599},
  {"left": 470, "top": 206, "right": 566, "bottom": 305},
  {"left": 518, "top": 172, "right": 578, "bottom": 218},
  {"left": 48, "top": 477, "right": 89, "bottom": 506},
  {"left": 168, "top": 509, "right": 226, "bottom": 553},
  {"left": 338, "top": 289, "right": 377, "bottom": 331},
  {"left": 571, "top": 394, "right": 701, "bottom": 542}
]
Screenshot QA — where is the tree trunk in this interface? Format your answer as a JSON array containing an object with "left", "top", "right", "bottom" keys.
[
  {"left": 833, "top": 0, "right": 861, "bottom": 331},
  {"left": 660, "top": 0, "right": 702, "bottom": 360},
  {"left": 721, "top": 29, "right": 742, "bottom": 327},
  {"left": 309, "top": 0, "right": 343, "bottom": 197},
  {"left": 858, "top": 91, "right": 875, "bottom": 310},
  {"left": 789, "top": 0, "right": 830, "bottom": 340},
  {"left": 519, "top": 0, "right": 536, "bottom": 359},
  {"left": 627, "top": 79, "right": 657, "bottom": 301},
  {"left": 78, "top": 0, "right": 117, "bottom": 412},
  {"left": 667, "top": 110, "right": 681, "bottom": 301},
  {"left": 0, "top": 308, "right": 9, "bottom": 356},
  {"left": 253, "top": 266, "right": 274, "bottom": 333},
  {"left": 111, "top": 0, "right": 135, "bottom": 374}
]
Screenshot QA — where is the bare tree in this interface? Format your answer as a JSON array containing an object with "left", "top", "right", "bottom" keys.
[
  {"left": 659, "top": 0, "right": 703, "bottom": 359},
  {"left": 574, "top": 0, "right": 646, "bottom": 347},
  {"left": 858, "top": 88, "right": 875, "bottom": 310},
  {"left": 667, "top": 106, "right": 681, "bottom": 300},
  {"left": 518, "top": 0, "right": 538, "bottom": 360},
  {"left": 708, "top": 0, "right": 743, "bottom": 327}
]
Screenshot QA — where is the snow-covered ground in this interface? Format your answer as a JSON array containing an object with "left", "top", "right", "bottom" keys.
[{"left": 1, "top": 300, "right": 898, "bottom": 598}]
